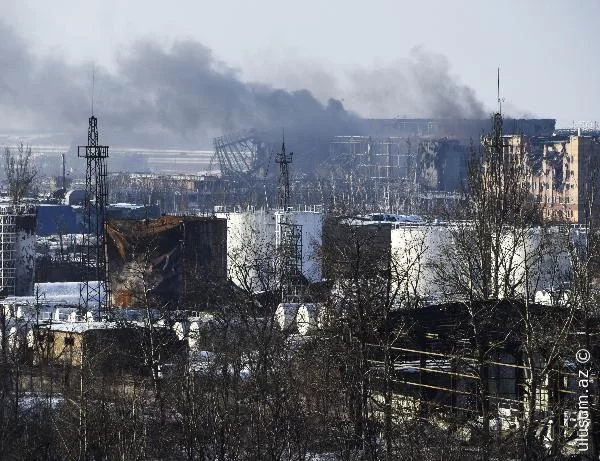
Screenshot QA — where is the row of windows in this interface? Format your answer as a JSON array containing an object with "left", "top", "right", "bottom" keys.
[
  {"left": 543, "top": 196, "right": 571, "bottom": 204},
  {"left": 533, "top": 183, "right": 576, "bottom": 192},
  {"left": 544, "top": 209, "right": 575, "bottom": 218}
]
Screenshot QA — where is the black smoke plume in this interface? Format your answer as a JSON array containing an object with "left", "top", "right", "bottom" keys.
[{"left": 0, "top": 22, "right": 487, "bottom": 172}]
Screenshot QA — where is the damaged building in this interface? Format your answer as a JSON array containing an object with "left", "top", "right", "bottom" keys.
[
  {"left": 105, "top": 215, "right": 227, "bottom": 309},
  {"left": 504, "top": 133, "right": 600, "bottom": 223},
  {"left": 417, "top": 138, "right": 467, "bottom": 191}
]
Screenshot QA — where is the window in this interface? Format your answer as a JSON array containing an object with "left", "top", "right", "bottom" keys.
[{"left": 65, "top": 336, "right": 75, "bottom": 346}]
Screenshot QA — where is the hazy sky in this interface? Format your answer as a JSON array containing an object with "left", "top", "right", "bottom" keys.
[{"left": 3, "top": 0, "right": 599, "bottom": 135}]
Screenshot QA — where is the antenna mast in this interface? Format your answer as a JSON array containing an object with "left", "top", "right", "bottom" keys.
[
  {"left": 497, "top": 67, "right": 501, "bottom": 114},
  {"left": 275, "top": 130, "right": 293, "bottom": 211},
  {"left": 91, "top": 67, "right": 95, "bottom": 116}
]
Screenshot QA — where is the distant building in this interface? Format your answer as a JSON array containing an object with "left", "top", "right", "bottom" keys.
[
  {"left": 35, "top": 204, "right": 83, "bottom": 236},
  {"left": 31, "top": 321, "right": 182, "bottom": 372},
  {"left": 504, "top": 134, "right": 600, "bottom": 223}
]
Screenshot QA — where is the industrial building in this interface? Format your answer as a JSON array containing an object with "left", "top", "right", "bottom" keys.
[
  {"left": 31, "top": 320, "right": 183, "bottom": 373},
  {"left": 106, "top": 215, "right": 227, "bottom": 309}
]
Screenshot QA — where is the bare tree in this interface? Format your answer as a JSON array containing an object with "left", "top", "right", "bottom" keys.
[{"left": 4, "top": 142, "right": 37, "bottom": 205}]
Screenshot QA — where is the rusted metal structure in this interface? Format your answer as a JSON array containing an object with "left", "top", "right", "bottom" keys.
[{"left": 106, "top": 216, "right": 227, "bottom": 309}]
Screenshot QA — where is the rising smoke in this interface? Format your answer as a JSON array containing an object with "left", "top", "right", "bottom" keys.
[
  {"left": 346, "top": 48, "right": 486, "bottom": 119},
  {"left": 244, "top": 47, "right": 486, "bottom": 120},
  {"left": 0, "top": 22, "right": 487, "bottom": 169}
]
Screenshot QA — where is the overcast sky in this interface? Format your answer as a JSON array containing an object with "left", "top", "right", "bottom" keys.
[{"left": 2, "top": 0, "right": 599, "bottom": 140}]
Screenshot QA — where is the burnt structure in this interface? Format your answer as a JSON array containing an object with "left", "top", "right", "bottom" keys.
[
  {"left": 106, "top": 216, "right": 227, "bottom": 309},
  {"left": 78, "top": 116, "right": 109, "bottom": 315},
  {"left": 502, "top": 133, "right": 600, "bottom": 223}
]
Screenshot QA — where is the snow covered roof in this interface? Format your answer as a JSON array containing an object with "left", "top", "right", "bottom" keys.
[
  {"left": 4, "top": 282, "right": 105, "bottom": 307},
  {"left": 341, "top": 214, "right": 426, "bottom": 227},
  {"left": 41, "top": 321, "right": 139, "bottom": 334}
]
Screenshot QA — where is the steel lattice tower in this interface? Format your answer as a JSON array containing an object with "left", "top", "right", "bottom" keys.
[
  {"left": 78, "top": 116, "right": 109, "bottom": 317},
  {"left": 275, "top": 136, "right": 302, "bottom": 302},
  {"left": 275, "top": 137, "right": 293, "bottom": 211}
]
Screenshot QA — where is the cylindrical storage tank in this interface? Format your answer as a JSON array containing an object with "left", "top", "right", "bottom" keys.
[
  {"left": 275, "top": 303, "right": 300, "bottom": 331},
  {"left": 173, "top": 321, "right": 188, "bottom": 341},
  {"left": 499, "top": 226, "right": 572, "bottom": 299},
  {"left": 391, "top": 224, "right": 452, "bottom": 299},
  {"left": 27, "top": 329, "right": 35, "bottom": 348},
  {"left": 296, "top": 303, "right": 318, "bottom": 336},
  {"left": 0, "top": 325, "right": 20, "bottom": 352},
  {"left": 8, "top": 326, "right": 19, "bottom": 351},
  {"left": 188, "top": 320, "right": 200, "bottom": 349}
]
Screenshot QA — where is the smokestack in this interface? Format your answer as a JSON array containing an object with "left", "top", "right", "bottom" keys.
[{"left": 61, "top": 153, "right": 66, "bottom": 189}]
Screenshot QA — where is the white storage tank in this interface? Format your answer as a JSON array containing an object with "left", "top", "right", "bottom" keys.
[
  {"left": 296, "top": 303, "right": 326, "bottom": 336},
  {"left": 391, "top": 224, "right": 454, "bottom": 299},
  {"left": 173, "top": 321, "right": 188, "bottom": 341},
  {"left": 275, "top": 303, "right": 300, "bottom": 331},
  {"left": 215, "top": 209, "right": 323, "bottom": 292},
  {"left": 497, "top": 226, "right": 572, "bottom": 299}
]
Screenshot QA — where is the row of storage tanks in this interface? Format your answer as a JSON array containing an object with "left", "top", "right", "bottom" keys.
[
  {"left": 172, "top": 305, "right": 326, "bottom": 349},
  {"left": 391, "top": 223, "right": 585, "bottom": 300}
]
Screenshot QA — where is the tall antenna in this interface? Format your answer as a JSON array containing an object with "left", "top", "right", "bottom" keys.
[
  {"left": 497, "top": 67, "right": 501, "bottom": 114},
  {"left": 485, "top": 67, "right": 504, "bottom": 156},
  {"left": 274, "top": 131, "right": 302, "bottom": 302},
  {"left": 91, "top": 67, "right": 95, "bottom": 116},
  {"left": 275, "top": 129, "right": 293, "bottom": 211}
]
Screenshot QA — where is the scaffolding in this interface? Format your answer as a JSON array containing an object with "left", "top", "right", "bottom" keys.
[
  {"left": 329, "top": 136, "right": 418, "bottom": 211},
  {"left": 0, "top": 209, "right": 17, "bottom": 296},
  {"left": 275, "top": 137, "right": 303, "bottom": 302},
  {"left": 276, "top": 216, "right": 303, "bottom": 302}
]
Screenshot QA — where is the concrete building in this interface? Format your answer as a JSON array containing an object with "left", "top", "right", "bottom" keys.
[
  {"left": 504, "top": 134, "right": 600, "bottom": 223},
  {"left": 31, "top": 321, "right": 182, "bottom": 372}
]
